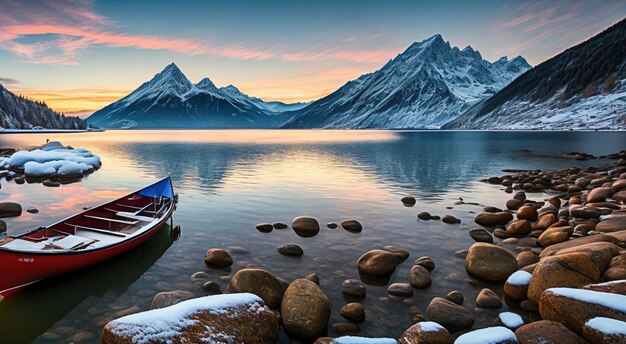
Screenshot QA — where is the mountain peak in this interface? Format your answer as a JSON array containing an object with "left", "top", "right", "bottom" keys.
[
  {"left": 510, "top": 55, "right": 531, "bottom": 69},
  {"left": 196, "top": 77, "right": 218, "bottom": 91}
]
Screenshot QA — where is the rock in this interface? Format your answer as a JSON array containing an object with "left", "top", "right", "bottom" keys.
[
  {"left": 0, "top": 220, "right": 6, "bottom": 233},
  {"left": 518, "top": 237, "right": 538, "bottom": 247},
  {"left": 494, "top": 228, "right": 509, "bottom": 239},
  {"left": 26, "top": 207, "right": 38, "bottom": 214},
  {"left": 256, "top": 223, "right": 273, "bottom": 233},
  {"left": 516, "top": 320, "right": 588, "bottom": 343},
  {"left": 0, "top": 202, "right": 22, "bottom": 218},
  {"left": 327, "top": 222, "right": 338, "bottom": 229},
  {"left": 426, "top": 297, "right": 474, "bottom": 333},
  {"left": 409, "top": 265, "right": 432, "bottom": 289},
  {"left": 383, "top": 245, "right": 410, "bottom": 262},
  {"left": 475, "top": 212, "right": 514, "bottom": 226},
  {"left": 539, "top": 234, "right": 620, "bottom": 258},
  {"left": 341, "top": 219, "right": 362, "bottom": 232},
  {"left": 504, "top": 271, "right": 532, "bottom": 301},
  {"left": 356, "top": 249, "right": 399, "bottom": 277},
  {"left": 455, "top": 327, "right": 517, "bottom": 344},
  {"left": 13, "top": 176, "right": 24, "bottom": 184},
  {"left": 388, "top": 283, "right": 413, "bottom": 297},
  {"left": 596, "top": 216, "right": 626, "bottom": 233},
  {"left": 402, "top": 196, "right": 417, "bottom": 206},
  {"left": 514, "top": 191, "right": 527, "bottom": 201},
  {"left": 506, "top": 199, "right": 525, "bottom": 210},
  {"left": 340, "top": 302, "right": 365, "bottom": 323},
  {"left": 582, "top": 317, "right": 626, "bottom": 344},
  {"left": 527, "top": 252, "right": 612, "bottom": 304},
  {"left": 498, "top": 312, "right": 524, "bottom": 330},
  {"left": 341, "top": 279, "right": 366, "bottom": 298},
  {"left": 587, "top": 187, "right": 613, "bottom": 203},
  {"left": 418, "top": 212, "right": 433, "bottom": 220},
  {"left": 534, "top": 213, "right": 556, "bottom": 231},
  {"left": 548, "top": 196, "right": 562, "bottom": 209},
  {"left": 150, "top": 290, "right": 195, "bottom": 309},
  {"left": 469, "top": 228, "right": 494, "bottom": 243},
  {"left": 612, "top": 190, "right": 626, "bottom": 202},
  {"left": 277, "top": 244, "right": 304, "bottom": 257},
  {"left": 100, "top": 293, "right": 279, "bottom": 344},
  {"left": 517, "top": 205, "right": 538, "bottom": 221},
  {"left": 202, "top": 281, "right": 222, "bottom": 295},
  {"left": 540, "top": 288, "right": 626, "bottom": 334},
  {"left": 414, "top": 256, "right": 435, "bottom": 271},
  {"left": 272, "top": 222, "right": 288, "bottom": 229},
  {"left": 305, "top": 272, "right": 320, "bottom": 285},
  {"left": 203, "top": 248, "right": 233, "bottom": 268},
  {"left": 292, "top": 216, "right": 320, "bottom": 237},
  {"left": 43, "top": 180, "right": 60, "bottom": 187},
  {"left": 398, "top": 321, "right": 453, "bottom": 344},
  {"left": 331, "top": 322, "right": 360, "bottom": 335},
  {"left": 447, "top": 291, "right": 464, "bottom": 305},
  {"left": 584, "top": 279, "right": 626, "bottom": 295},
  {"left": 228, "top": 269, "right": 285, "bottom": 309},
  {"left": 517, "top": 251, "right": 539, "bottom": 268},
  {"left": 465, "top": 243, "right": 518, "bottom": 282},
  {"left": 520, "top": 300, "right": 539, "bottom": 312},
  {"left": 442, "top": 215, "right": 461, "bottom": 224},
  {"left": 485, "top": 206, "right": 503, "bottom": 213},
  {"left": 570, "top": 206, "right": 602, "bottom": 219},
  {"left": 281, "top": 279, "right": 331, "bottom": 340},
  {"left": 69, "top": 331, "right": 95, "bottom": 343},
  {"left": 538, "top": 226, "right": 573, "bottom": 247},
  {"left": 507, "top": 220, "right": 532, "bottom": 236},
  {"left": 476, "top": 288, "right": 503, "bottom": 309}
]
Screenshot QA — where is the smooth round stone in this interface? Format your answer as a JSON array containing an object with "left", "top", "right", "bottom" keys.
[
  {"left": 447, "top": 290, "right": 464, "bottom": 305},
  {"left": 417, "top": 212, "right": 432, "bottom": 220},
  {"left": 356, "top": 249, "right": 399, "bottom": 276},
  {"left": 292, "top": 216, "right": 320, "bottom": 237},
  {"left": 327, "top": 222, "right": 338, "bottom": 229},
  {"left": 401, "top": 196, "right": 416, "bottom": 206},
  {"left": 426, "top": 297, "right": 475, "bottom": 333},
  {"left": 202, "top": 281, "right": 222, "bottom": 295},
  {"left": 484, "top": 206, "right": 503, "bottom": 213},
  {"left": 272, "top": 222, "right": 288, "bottom": 229},
  {"left": 331, "top": 322, "right": 360, "bottom": 335},
  {"left": 305, "top": 272, "right": 320, "bottom": 285},
  {"left": 409, "top": 265, "right": 432, "bottom": 288},
  {"left": 465, "top": 243, "right": 517, "bottom": 282},
  {"left": 414, "top": 256, "right": 435, "bottom": 271},
  {"left": 203, "top": 248, "right": 233, "bottom": 268},
  {"left": 0, "top": 202, "right": 22, "bottom": 217},
  {"left": 43, "top": 180, "right": 60, "bottom": 187},
  {"left": 341, "top": 279, "right": 366, "bottom": 298},
  {"left": 469, "top": 228, "right": 493, "bottom": 243},
  {"left": 256, "top": 223, "right": 273, "bottom": 232},
  {"left": 341, "top": 219, "right": 362, "bottom": 232},
  {"left": 383, "top": 245, "right": 410, "bottom": 262},
  {"left": 387, "top": 283, "right": 413, "bottom": 297},
  {"left": 507, "top": 219, "right": 532, "bottom": 235},
  {"left": 475, "top": 288, "right": 503, "bottom": 309},
  {"left": 517, "top": 205, "right": 538, "bottom": 221},
  {"left": 442, "top": 215, "right": 461, "bottom": 224},
  {"left": 277, "top": 244, "right": 303, "bottom": 257},
  {"left": 26, "top": 207, "right": 38, "bottom": 214},
  {"left": 340, "top": 302, "right": 365, "bottom": 323}
]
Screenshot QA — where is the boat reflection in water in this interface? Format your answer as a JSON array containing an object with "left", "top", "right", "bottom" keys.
[{"left": 0, "top": 223, "right": 178, "bottom": 344}]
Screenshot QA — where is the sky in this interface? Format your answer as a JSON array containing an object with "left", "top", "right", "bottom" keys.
[{"left": 1, "top": 0, "right": 625, "bottom": 116}]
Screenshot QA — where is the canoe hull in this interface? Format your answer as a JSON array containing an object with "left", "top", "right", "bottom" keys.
[{"left": 0, "top": 208, "right": 172, "bottom": 297}]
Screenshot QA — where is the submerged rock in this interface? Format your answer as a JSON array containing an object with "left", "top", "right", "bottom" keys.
[
  {"left": 277, "top": 244, "right": 304, "bottom": 257},
  {"left": 357, "top": 249, "right": 400, "bottom": 277},
  {"left": 150, "top": 290, "right": 194, "bottom": 309},
  {"left": 340, "top": 302, "right": 365, "bottom": 323},
  {"left": 203, "top": 248, "right": 233, "bottom": 268},
  {"left": 227, "top": 268, "right": 284, "bottom": 309},
  {"left": 281, "top": 279, "right": 331, "bottom": 340},
  {"left": 342, "top": 279, "right": 366, "bottom": 298}
]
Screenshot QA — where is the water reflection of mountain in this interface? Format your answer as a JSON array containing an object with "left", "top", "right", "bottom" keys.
[
  {"left": 0, "top": 225, "right": 175, "bottom": 344},
  {"left": 113, "top": 131, "right": 615, "bottom": 200}
]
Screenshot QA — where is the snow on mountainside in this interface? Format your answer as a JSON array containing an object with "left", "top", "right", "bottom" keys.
[
  {"left": 0, "top": 84, "right": 86, "bottom": 130},
  {"left": 87, "top": 63, "right": 303, "bottom": 128},
  {"left": 281, "top": 34, "right": 531, "bottom": 129},
  {"left": 445, "top": 18, "right": 626, "bottom": 129}
]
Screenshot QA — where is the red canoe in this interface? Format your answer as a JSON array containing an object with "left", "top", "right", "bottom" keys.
[{"left": 0, "top": 177, "right": 176, "bottom": 298}]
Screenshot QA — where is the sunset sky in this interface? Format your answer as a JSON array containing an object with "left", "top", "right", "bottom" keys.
[{"left": 1, "top": 0, "right": 625, "bottom": 116}]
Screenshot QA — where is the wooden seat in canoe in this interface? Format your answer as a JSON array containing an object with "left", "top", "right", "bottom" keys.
[{"left": 64, "top": 223, "right": 128, "bottom": 237}]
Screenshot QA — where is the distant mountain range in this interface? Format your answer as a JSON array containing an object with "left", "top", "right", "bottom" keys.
[
  {"left": 445, "top": 17, "right": 626, "bottom": 129},
  {"left": 0, "top": 85, "right": 86, "bottom": 130},
  {"left": 87, "top": 64, "right": 308, "bottom": 129},
  {"left": 282, "top": 34, "right": 531, "bottom": 129}
]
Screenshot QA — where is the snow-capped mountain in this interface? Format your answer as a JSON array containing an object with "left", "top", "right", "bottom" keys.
[
  {"left": 0, "top": 84, "right": 86, "bottom": 130},
  {"left": 87, "top": 63, "right": 303, "bottom": 128},
  {"left": 445, "top": 18, "right": 626, "bottom": 130},
  {"left": 281, "top": 34, "right": 531, "bottom": 129}
]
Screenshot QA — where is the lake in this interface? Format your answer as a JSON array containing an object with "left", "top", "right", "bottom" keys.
[{"left": 0, "top": 130, "right": 624, "bottom": 343}]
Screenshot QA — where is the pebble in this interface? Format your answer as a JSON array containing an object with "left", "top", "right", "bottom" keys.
[
  {"left": 342, "top": 279, "right": 366, "bottom": 298},
  {"left": 401, "top": 196, "right": 416, "bottom": 206},
  {"left": 340, "top": 302, "right": 365, "bottom": 323},
  {"left": 476, "top": 288, "right": 503, "bottom": 309},
  {"left": 43, "top": 180, "right": 60, "bottom": 187},
  {"left": 387, "top": 283, "right": 413, "bottom": 297},
  {"left": 26, "top": 207, "right": 38, "bottom": 214},
  {"left": 414, "top": 256, "right": 435, "bottom": 271},
  {"left": 442, "top": 215, "right": 461, "bottom": 224},
  {"left": 256, "top": 223, "right": 273, "bottom": 233},
  {"left": 272, "top": 222, "right": 288, "bottom": 229},
  {"left": 409, "top": 265, "right": 432, "bottom": 288},
  {"left": 327, "top": 222, "right": 338, "bottom": 229},
  {"left": 277, "top": 244, "right": 304, "bottom": 257},
  {"left": 341, "top": 219, "right": 362, "bottom": 232},
  {"left": 469, "top": 228, "right": 493, "bottom": 243},
  {"left": 417, "top": 212, "right": 432, "bottom": 220},
  {"left": 447, "top": 290, "right": 464, "bottom": 305}
]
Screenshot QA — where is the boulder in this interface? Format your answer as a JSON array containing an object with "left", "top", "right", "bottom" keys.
[
  {"left": 203, "top": 248, "right": 233, "bottom": 268},
  {"left": 475, "top": 212, "right": 514, "bottom": 226},
  {"left": 454, "top": 327, "right": 518, "bottom": 344},
  {"left": 540, "top": 234, "right": 619, "bottom": 258},
  {"left": 534, "top": 213, "right": 556, "bottom": 231},
  {"left": 476, "top": 288, "right": 503, "bottom": 309},
  {"left": 507, "top": 220, "right": 532, "bottom": 236},
  {"left": 418, "top": 212, "right": 433, "bottom": 220},
  {"left": 227, "top": 269, "right": 284, "bottom": 309},
  {"left": 281, "top": 279, "right": 331, "bottom": 340},
  {"left": 341, "top": 219, "right": 362, "bottom": 233},
  {"left": 150, "top": 290, "right": 194, "bottom": 309},
  {"left": 465, "top": 243, "right": 517, "bottom": 282},
  {"left": 410, "top": 265, "right": 432, "bottom": 289},
  {"left": 515, "top": 320, "right": 588, "bottom": 344},
  {"left": 504, "top": 271, "right": 532, "bottom": 301},
  {"left": 517, "top": 251, "right": 539, "bottom": 268},
  {"left": 506, "top": 199, "right": 525, "bottom": 210},
  {"left": 582, "top": 317, "right": 626, "bottom": 344},
  {"left": 357, "top": 249, "right": 399, "bottom": 277},
  {"left": 100, "top": 293, "right": 279, "bottom": 344},
  {"left": 587, "top": 187, "right": 613, "bottom": 203},
  {"left": 340, "top": 302, "right": 365, "bottom": 323},
  {"left": 426, "top": 297, "right": 474, "bottom": 333},
  {"left": 596, "top": 216, "right": 626, "bottom": 233},
  {"left": 570, "top": 206, "right": 603, "bottom": 219},
  {"left": 583, "top": 279, "right": 626, "bottom": 295},
  {"left": 292, "top": 216, "right": 320, "bottom": 237},
  {"left": 539, "top": 288, "right": 626, "bottom": 334},
  {"left": 538, "top": 226, "right": 573, "bottom": 247},
  {"left": 517, "top": 205, "right": 538, "bottom": 221},
  {"left": 0, "top": 202, "right": 21, "bottom": 218},
  {"left": 398, "top": 321, "right": 453, "bottom": 344},
  {"left": 527, "top": 252, "right": 611, "bottom": 304}
]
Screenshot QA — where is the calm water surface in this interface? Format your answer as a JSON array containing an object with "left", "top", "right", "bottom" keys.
[{"left": 0, "top": 130, "right": 624, "bottom": 343}]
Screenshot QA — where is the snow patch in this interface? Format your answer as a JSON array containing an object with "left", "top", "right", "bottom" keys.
[
  {"left": 454, "top": 327, "right": 517, "bottom": 344},
  {"left": 506, "top": 271, "right": 532, "bottom": 286},
  {"left": 332, "top": 336, "right": 397, "bottom": 343},
  {"left": 417, "top": 321, "right": 445, "bottom": 332},
  {"left": 498, "top": 312, "right": 524, "bottom": 329},
  {"left": 585, "top": 317, "right": 626, "bottom": 335},
  {"left": 8, "top": 142, "right": 100, "bottom": 177},
  {"left": 109, "top": 293, "right": 264, "bottom": 344},
  {"left": 548, "top": 287, "right": 626, "bottom": 313}
]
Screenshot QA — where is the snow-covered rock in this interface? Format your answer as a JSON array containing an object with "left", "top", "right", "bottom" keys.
[
  {"left": 100, "top": 293, "right": 279, "bottom": 344},
  {"left": 582, "top": 317, "right": 626, "bottom": 343},
  {"left": 498, "top": 312, "right": 524, "bottom": 329},
  {"left": 282, "top": 34, "right": 530, "bottom": 129},
  {"left": 454, "top": 326, "right": 518, "bottom": 344},
  {"left": 8, "top": 141, "right": 100, "bottom": 178},
  {"left": 332, "top": 336, "right": 397, "bottom": 344}
]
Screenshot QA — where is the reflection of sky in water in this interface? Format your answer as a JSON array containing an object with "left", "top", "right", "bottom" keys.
[{"left": 0, "top": 130, "right": 624, "bottom": 342}]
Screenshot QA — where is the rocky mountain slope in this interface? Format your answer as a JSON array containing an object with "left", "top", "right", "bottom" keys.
[
  {"left": 0, "top": 85, "right": 86, "bottom": 130},
  {"left": 445, "top": 18, "right": 626, "bottom": 129},
  {"left": 87, "top": 64, "right": 304, "bottom": 129},
  {"left": 281, "top": 34, "right": 531, "bottom": 129}
]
